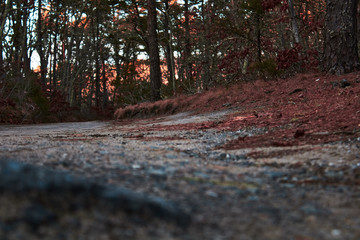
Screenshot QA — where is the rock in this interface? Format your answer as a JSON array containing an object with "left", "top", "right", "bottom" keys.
[
  {"left": 238, "top": 160, "right": 256, "bottom": 167},
  {"left": 0, "top": 159, "right": 191, "bottom": 227},
  {"left": 324, "top": 170, "right": 344, "bottom": 180},
  {"left": 289, "top": 88, "right": 303, "bottom": 95},
  {"left": 148, "top": 169, "right": 168, "bottom": 180},
  {"left": 264, "top": 171, "right": 287, "bottom": 180},
  {"left": 98, "top": 150, "right": 109, "bottom": 155},
  {"left": 340, "top": 79, "right": 350, "bottom": 88},
  {"left": 247, "top": 195, "right": 259, "bottom": 201},
  {"left": 222, "top": 103, "right": 231, "bottom": 107},
  {"left": 164, "top": 154, "right": 177, "bottom": 159},
  {"left": 131, "top": 164, "right": 141, "bottom": 169},
  {"left": 300, "top": 204, "right": 328, "bottom": 215},
  {"left": 193, "top": 171, "right": 210, "bottom": 179},
  {"left": 332, "top": 79, "right": 351, "bottom": 88},
  {"left": 331, "top": 81, "right": 338, "bottom": 87},
  {"left": 205, "top": 190, "right": 218, "bottom": 198},
  {"left": 219, "top": 153, "right": 229, "bottom": 161},
  {"left": 235, "top": 154, "right": 248, "bottom": 161},
  {"left": 331, "top": 229, "right": 342, "bottom": 237}
]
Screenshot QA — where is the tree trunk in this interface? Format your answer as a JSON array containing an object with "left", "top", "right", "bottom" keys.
[
  {"left": 184, "top": 0, "right": 193, "bottom": 89},
  {"left": 323, "top": 0, "right": 360, "bottom": 74},
  {"left": 37, "top": 0, "right": 47, "bottom": 87},
  {"left": 147, "top": 0, "right": 162, "bottom": 102},
  {"left": 288, "top": 0, "right": 301, "bottom": 44},
  {"left": 201, "top": 0, "right": 211, "bottom": 90},
  {"left": 0, "top": 0, "right": 12, "bottom": 69},
  {"left": 163, "top": 0, "right": 176, "bottom": 95},
  {"left": 93, "top": 11, "right": 101, "bottom": 108},
  {"left": 102, "top": 57, "right": 108, "bottom": 108},
  {"left": 52, "top": 9, "right": 59, "bottom": 90},
  {"left": 21, "top": 1, "right": 31, "bottom": 75},
  {"left": 255, "top": 13, "right": 261, "bottom": 63}
]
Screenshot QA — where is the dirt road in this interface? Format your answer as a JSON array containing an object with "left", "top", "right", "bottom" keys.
[{"left": 0, "top": 111, "right": 360, "bottom": 240}]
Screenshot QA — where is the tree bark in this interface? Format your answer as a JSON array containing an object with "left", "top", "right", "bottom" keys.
[
  {"left": 288, "top": 0, "right": 301, "bottom": 44},
  {"left": 37, "top": 0, "right": 47, "bottom": 87},
  {"left": 147, "top": 0, "right": 162, "bottom": 101},
  {"left": 323, "top": 0, "right": 360, "bottom": 74},
  {"left": 201, "top": 0, "right": 211, "bottom": 90},
  {"left": 163, "top": 0, "right": 176, "bottom": 95},
  {"left": 184, "top": 0, "right": 193, "bottom": 89}
]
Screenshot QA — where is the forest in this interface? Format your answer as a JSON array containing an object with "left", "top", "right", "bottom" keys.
[
  {"left": 0, "top": 0, "right": 358, "bottom": 123},
  {"left": 1, "top": 1, "right": 360, "bottom": 239}
]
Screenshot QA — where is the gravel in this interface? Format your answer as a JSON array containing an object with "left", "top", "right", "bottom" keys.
[{"left": 0, "top": 112, "right": 360, "bottom": 239}]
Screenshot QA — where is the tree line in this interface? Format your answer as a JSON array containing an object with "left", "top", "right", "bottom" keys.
[{"left": 0, "top": 0, "right": 359, "bottom": 122}]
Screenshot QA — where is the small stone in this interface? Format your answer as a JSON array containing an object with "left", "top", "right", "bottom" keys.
[
  {"left": 324, "top": 170, "right": 344, "bottom": 179},
  {"left": 60, "top": 160, "right": 71, "bottom": 167},
  {"left": 193, "top": 171, "right": 210, "bottom": 179},
  {"left": 222, "top": 103, "right": 231, "bottom": 107},
  {"left": 331, "top": 81, "right": 338, "bottom": 87},
  {"left": 219, "top": 153, "right": 227, "bottom": 160},
  {"left": 239, "top": 161, "right": 255, "bottom": 167},
  {"left": 148, "top": 169, "right": 167, "bottom": 180},
  {"left": 165, "top": 154, "right": 177, "bottom": 159},
  {"left": 300, "top": 204, "right": 325, "bottom": 215},
  {"left": 205, "top": 190, "right": 218, "bottom": 198},
  {"left": 219, "top": 153, "right": 232, "bottom": 161},
  {"left": 115, "top": 152, "right": 125, "bottom": 157},
  {"left": 132, "top": 164, "right": 141, "bottom": 169},
  {"left": 264, "top": 171, "right": 287, "bottom": 180},
  {"left": 340, "top": 79, "right": 350, "bottom": 88},
  {"left": 247, "top": 195, "right": 259, "bottom": 201},
  {"left": 235, "top": 154, "right": 247, "bottom": 161},
  {"left": 331, "top": 229, "right": 341, "bottom": 237}
]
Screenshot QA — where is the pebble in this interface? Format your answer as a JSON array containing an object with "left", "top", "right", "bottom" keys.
[
  {"left": 218, "top": 153, "right": 248, "bottom": 162},
  {"left": 247, "top": 195, "right": 259, "bottom": 201},
  {"left": 165, "top": 154, "right": 178, "bottom": 159},
  {"left": 193, "top": 171, "right": 210, "bottom": 179},
  {"left": 99, "top": 150, "right": 109, "bottom": 155},
  {"left": 324, "top": 170, "right": 344, "bottom": 179},
  {"left": 148, "top": 169, "right": 168, "bottom": 180},
  {"left": 237, "top": 160, "right": 256, "bottom": 167},
  {"left": 300, "top": 204, "right": 326, "bottom": 215},
  {"left": 264, "top": 171, "right": 287, "bottom": 180},
  {"left": 219, "top": 153, "right": 230, "bottom": 160},
  {"left": 131, "top": 164, "right": 141, "bottom": 169},
  {"left": 205, "top": 190, "right": 218, "bottom": 198},
  {"left": 331, "top": 229, "right": 341, "bottom": 237},
  {"left": 341, "top": 79, "right": 350, "bottom": 88}
]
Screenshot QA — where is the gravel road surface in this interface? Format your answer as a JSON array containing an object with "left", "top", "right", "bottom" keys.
[{"left": 0, "top": 112, "right": 360, "bottom": 239}]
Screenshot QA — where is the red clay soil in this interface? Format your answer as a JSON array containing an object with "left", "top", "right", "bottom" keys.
[{"left": 116, "top": 72, "right": 360, "bottom": 149}]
